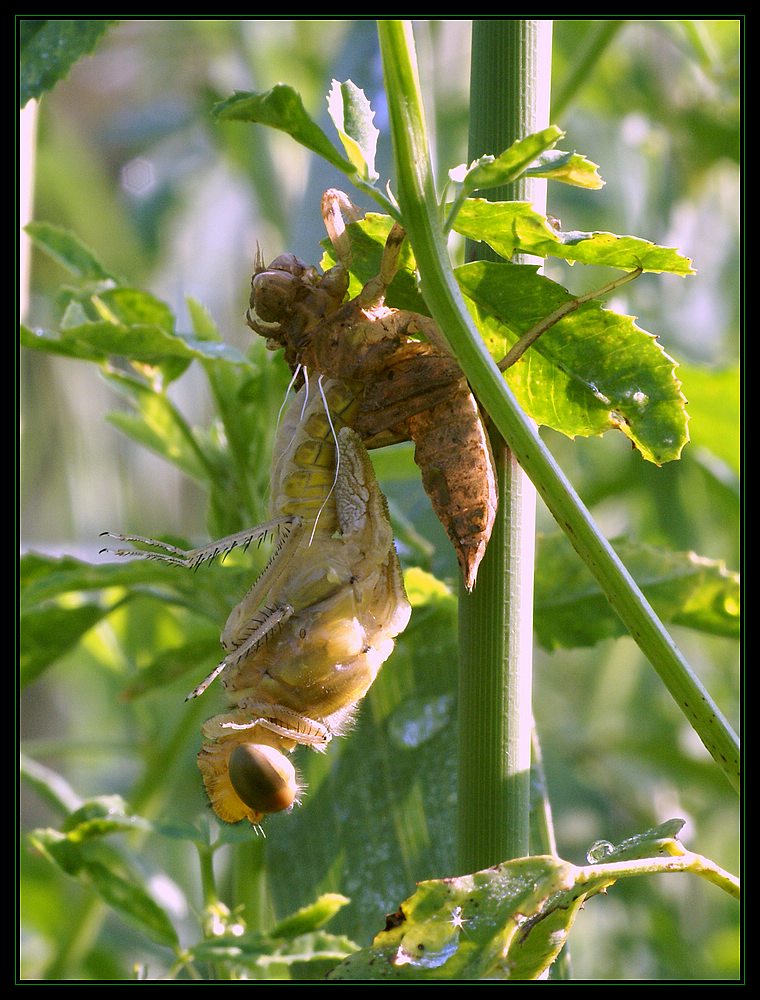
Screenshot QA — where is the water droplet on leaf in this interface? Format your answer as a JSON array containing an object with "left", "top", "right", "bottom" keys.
[{"left": 586, "top": 840, "right": 615, "bottom": 863}]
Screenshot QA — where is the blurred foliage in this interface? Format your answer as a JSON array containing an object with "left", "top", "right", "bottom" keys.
[{"left": 20, "top": 19, "right": 740, "bottom": 982}]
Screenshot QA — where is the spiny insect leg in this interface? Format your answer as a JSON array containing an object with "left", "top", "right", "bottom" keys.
[
  {"left": 221, "top": 703, "right": 332, "bottom": 748},
  {"left": 220, "top": 516, "right": 306, "bottom": 649},
  {"left": 321, "top": 188, "right": 363, "bottom": 265},
  {"left": 321, "top": 188, "right": 407, "bottom": 309},
  {"left": 224, "top": 602, "right": 295, "bottom": 667},
  {"left": 187, "top": 602, "right": 294, "bottom": 701},
  {"left": 100, "top": 517, "right": 300, "bottom": 570},
  {"left": 357, "top": 221, "right": 407, "bottom": 309}
]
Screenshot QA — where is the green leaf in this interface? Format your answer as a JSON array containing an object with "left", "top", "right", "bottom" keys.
[
  {"left": 525, "top": 148, "right": 605, "bottom": 189},
  {"left": 20, "top": 603, "right": 111, "bottom": 687},
  {"left": 585, "top": 819, "right": 686, "bottom": 862},
  {"left": 318, "top": 215, "right": 688, "bottom": 463},
  {"left": 19, "top": 19, "right": 118, "bottom": 107},
  {"left": 186, "top": 296, "right": 223, "bottom": 342},
  {"left": 453, "top": 200, "right": 695, "bottom": 274},
  {"left": 22, "top": 320, "right": 247, "bottom": 377},
  {"left": 153, "top": 817, "right": 213, "bottom": 845},
  {"left": 678, "top": 363, "right": 740, "bottom": 475},
  {"left": 328, "top": 855, "right": 576, "bottom": 980},
  {"left": 21, "top": 551, "right": 180, "bottom": 607},
  {"left": 190, "top": 929, "right": 358, "bottom": 970},
  {"left": 61, "top": 796, "right": 153, "bottom": 840},
  {"left": 327, "top": 818, "right": 735, "bottom": 980},
  {"left": 20, "top": 754, "right": 83, "bottom": 815},
  {"left": 90, "top": 288, "right": 176, "bottom": 331},
  {"left": 30, "top": 813, "right": 179, "bottom": 949},
  {"left": 25, "top": 221, "right": 118, "bottom": 281},
  {"left": 28, "top": 828, "right": 86, "bottom": 876},
  {"left": 103, "top": 369, "right": 213, "bottom": 482},
  {"left": 211, "top": 85, "right": 356, "bottom": 177},
  {"left": 270, "top": 894, "right": 351, "bottom": 938},
  {"left": 20, "top": 551, "right": 237, "bottom": 633},
  {"left": 83, "top": 859, "right": 179, "bottom": 949},
  {"left": 20, "top": 322, "right": 96, "bottom": 360},
  {"left": 535, "top": 535, "right": 740, "bottom": 649},
  {"left": 456, "top": 261, "right": 688, "bottom": 464},
  {"left": 448, "top": 126, "right": 565, "bottom": 197},
  {"left": 327, "top": 79, "right": 380, "bottom": 182}
]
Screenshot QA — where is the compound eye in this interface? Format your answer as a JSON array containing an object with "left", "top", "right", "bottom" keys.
[
  {"left": 228, "top": 743, "right": 298, "bottom": 815},
  {"left": 250, "top": 269, "right": 299, "bottom": 323},
  {"left": 267, "top": 253, "right": 309, "bottom": 277}
]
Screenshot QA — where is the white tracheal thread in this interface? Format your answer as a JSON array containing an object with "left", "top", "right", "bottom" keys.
[
  {"left": 270, "top": 364, "right": 306, "bottom": 492},
  {"left": 309, "top": 374, "right": 341, "bottom": 547},
  {"left": 269, "top": 369, "right": 342, "bottom": 548}
]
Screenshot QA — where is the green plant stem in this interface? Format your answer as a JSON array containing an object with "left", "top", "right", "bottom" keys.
[
  {"left": 579, "top": 853, "right": 741, "bottom": 901},
  {"left": 458, "top": 443, "right": 536, "bottom": 869},
  {"left": 377, "top": 20, "right": 740, "bottom": 794},
  {"left": 198, "top": 843, "right": 219, "bottom": 909},
  {"left": 456, "top": 19, "right": 552, "bottom": 874}
]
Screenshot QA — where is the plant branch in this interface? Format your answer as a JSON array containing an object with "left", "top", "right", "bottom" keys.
[{"left": 376, "top": 20, "right": 739, "bottom": 794}]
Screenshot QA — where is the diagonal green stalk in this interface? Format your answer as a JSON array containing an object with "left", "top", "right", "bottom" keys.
[
  {"left": 551, "top": 20, "right": 626, "bottom": 120},
  {"left": 376, "top": 20, "right": 739, "bottom": 793}
]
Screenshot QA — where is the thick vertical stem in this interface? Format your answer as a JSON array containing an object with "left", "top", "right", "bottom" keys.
[{"left": 457, "top": 20, "right": 552, "bottom": 873}]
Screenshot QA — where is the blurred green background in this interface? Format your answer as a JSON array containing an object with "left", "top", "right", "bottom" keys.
[{"left": 20, "top": 19, "right": 740, "bottom": 981}]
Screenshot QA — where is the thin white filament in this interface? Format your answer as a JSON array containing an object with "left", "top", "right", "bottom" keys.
[
  {"left": 271, "top": 365, "right": 308, "bottom": 490},
  {"left": 276, "top": 364, "right": 303, "bottom": 429},
  {"left": 308, "top": 374, "right": 341, "bottom": 546}
]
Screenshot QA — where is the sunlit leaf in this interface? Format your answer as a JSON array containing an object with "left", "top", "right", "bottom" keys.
[
  {"left": 212, "top": 85, "right": 356, "bottom": 176},
  {"left": 403, "top": 567, "right": 455, "bottom": 606},
  {"left": 525, "top": 148, "right": 605, "bottom": 189},
  {"left": 270, "top": 894, "right": 352, "bottom": 938},
  {"left": 319, "top": 215, "right": 690, "bottom": 464},
  {"left": 21, "top": 551, "right": 183, "bottom": 606},
  {"left": 585, "top": 819, "right": 686, "bottom": 862},
  {"left": 457, "top": 261, "right": 688, "bottom": 463},
  {"left": 61, "top": 796, "right": 153, "bottom": 839},
  {"left": 327, "top": 79, "right": 380, "bottom": 182},
  {"left": 327, "top": 818, "right": 734, "bottom": 980},
  {"left": 190, "top": 929, "right": 358, "bottom": 970},
  {"left": 90, "top": 288, "right": 176, "bottom": 331},
  {"left": 453, "top": 200, "right": 695, "bottom": 274},
  {"left": 328, "top": 855, "right": 578, "bottom": 980},
  {"left": 448, "top": 126, "right": 564, "bottom": 197}
]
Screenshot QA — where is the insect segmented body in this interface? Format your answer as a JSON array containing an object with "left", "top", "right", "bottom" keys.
[
  {"left": 105, "top": 377, "right": 411, "bottom": 826},
  {"left": 247, "top": 190, "right": 497, "bottom": 590}
]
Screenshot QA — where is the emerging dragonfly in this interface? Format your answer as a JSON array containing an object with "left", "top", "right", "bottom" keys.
[
  {"left": 103, "top": 377, "right": 411, "bottom": 826},
  {"left": 247, "top": 189, "right": 498, "bottom": 592}
]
